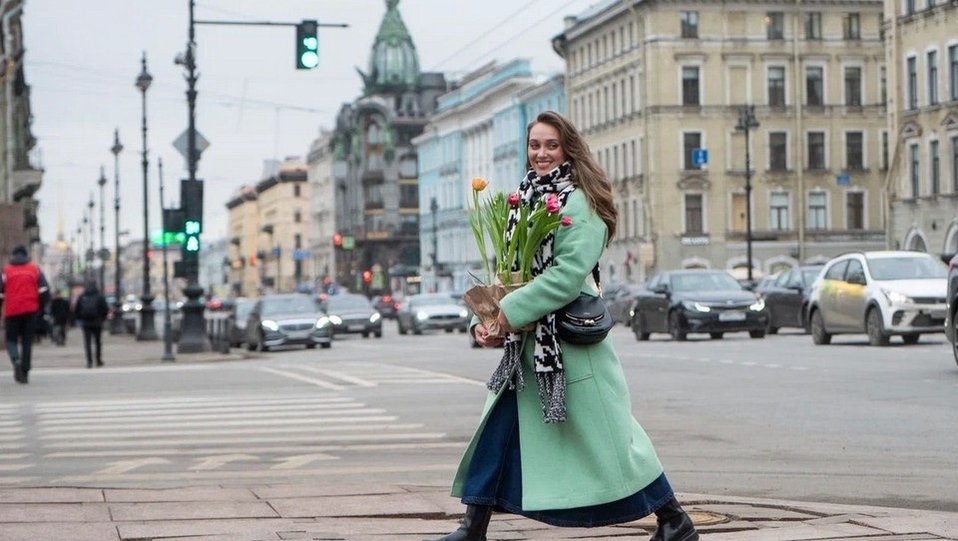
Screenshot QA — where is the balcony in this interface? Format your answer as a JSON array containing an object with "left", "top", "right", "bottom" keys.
[{"left": 11, "top": 167, "right": 42, "bottom": 200}]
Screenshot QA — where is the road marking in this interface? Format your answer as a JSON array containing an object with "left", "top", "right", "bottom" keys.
[
  {"left": 38, "top": 402, "right": 368, "bottom": 423},
  {"left": 45, "top": 442, "right": 463, "bottom": 458},
  {"left": 34, "top": 395, "right": 350, "bottom": 412},
  {"left": 43, "top": 431, "right": 446, "bottom": 449},
  {"left": 293, "top": 365, "right": 377, "bottom": 387},
  {"left": 765, "top": 364, "right": 782, "bottom": 368},
  {"left": 790, "top": 366, "right": 810, "bottom": 371},
  {"left": 719, "top": 360, "right": 735, "bottom": 364},
  {"left": 259, "top": 367, "right": 346, "bottom": 390},
  {"left": 0, "top": 454, "right": 29, "bottom": 460},
  {"left": 189, "top": 454, "right": 259, "bottom": 471},
  {"left": 388, "top": 365, "right": 486, "bottom": 387},
  {"left": 0, "top": 464, "right": 31, "bottom": 472},
  {"left": 271, "top": 453, "right": 338, "bottom": 469},
  {"left": 39, "top": 409, "right": 387, "bottom": 432},
  {"left": 94, "top": 457, "right": 170, "bottom": 475},
  {"left": 0, "top": 427, "right": 23, "bottom": 434},
  {"left": 54, "top": 463, "right": 457, "bottom": 484},
  {"left": 39, "top": 416, "right": 400, "bottom": 440},
  {"left": 741, "top": 362, "right": 757, "bottom": 366}
]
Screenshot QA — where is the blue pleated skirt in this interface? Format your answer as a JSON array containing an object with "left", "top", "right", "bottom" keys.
[{"left": 460, "top": 389, "right": 674, "bottom": 527}]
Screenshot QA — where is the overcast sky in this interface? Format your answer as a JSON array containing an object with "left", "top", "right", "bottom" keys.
[{"left": 25, "top": 0, "right": 600, "bottom": 246}]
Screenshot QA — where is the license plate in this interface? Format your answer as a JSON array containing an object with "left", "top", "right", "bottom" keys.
[
  {"left": 718, "top": 311, "right": 746, "bottom": 322},
  {"left": 348, "top": 324, "right": 365, "bottom": 332}
]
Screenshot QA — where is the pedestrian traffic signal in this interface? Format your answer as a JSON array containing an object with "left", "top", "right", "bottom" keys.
[
  {"left": 184, "top": 220, "right": 201, "bottom": 253},
  {"left": 296, "top": 20, "right": 319, "bottom": 70},
  {"left": 333, "top": 233, "right": 342, "bottom": 247}
]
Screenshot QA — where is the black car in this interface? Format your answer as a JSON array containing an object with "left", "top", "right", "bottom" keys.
[
  {"left": 946, "top": 254, "right": 958, "bottom": 366},
  {"left": 372, "top": 294, "right": 401, "bottom": 319},
  {"left": 630, "top": 270, "right": 768, "bottom": 341},
  {"left": 606, "top": 283, "right": 645, "bottom": 326},
  {"left": 756, "top": 264, "right": 823, "bottom": 334},
  {"left": 322, "top": 293, "right": 383, "bottom": 338},
  {"left": 245, "top": 294, "right": 332, "bottom": 351}
]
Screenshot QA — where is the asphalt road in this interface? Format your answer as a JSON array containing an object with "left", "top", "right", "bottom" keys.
[{"left": 1, "top": 322, "right": 956, "bottom": 512}]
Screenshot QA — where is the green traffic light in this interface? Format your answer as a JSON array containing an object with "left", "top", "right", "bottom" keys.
[
  {"left": 185, "top": 235, "right": 200, "bottom": 252},
  {"left": 300, "top": 52, "right": 319, "bottom": 68},
  {"left": 303, "top": 37, "right": 318, "bottom": 50}
]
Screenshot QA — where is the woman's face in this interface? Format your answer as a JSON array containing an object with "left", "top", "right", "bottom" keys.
[{"left": 527, "top": 122, "right": 566, "bottom": 177}]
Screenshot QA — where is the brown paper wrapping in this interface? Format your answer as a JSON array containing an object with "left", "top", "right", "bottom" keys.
[{"left": 463, "top": 273, "right": 533, "bottom": 336}]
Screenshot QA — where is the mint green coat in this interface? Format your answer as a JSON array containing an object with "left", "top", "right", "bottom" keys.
[{"left": 452, "top": 190, "right": 665, "bottom": 511}]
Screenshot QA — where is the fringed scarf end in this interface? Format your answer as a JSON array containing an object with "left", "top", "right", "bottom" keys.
[
  {"left": 536, "top": 371, "right": 567, "bottom": 423},
  {"left": 487, "top": 340, "right": 524, "bottom": 393}
]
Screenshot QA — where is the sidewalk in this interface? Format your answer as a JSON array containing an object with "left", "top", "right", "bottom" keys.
[{"left": 1, "top": 483, "right": 957, "bottom": 541}]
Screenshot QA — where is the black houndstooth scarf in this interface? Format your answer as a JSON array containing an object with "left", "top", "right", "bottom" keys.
[{"left": 487, "top": 161, "right": 576, "bottom": 423}]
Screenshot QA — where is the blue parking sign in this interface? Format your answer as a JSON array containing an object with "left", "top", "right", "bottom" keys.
[{"left": 692, "top": 148, "right": 708, "bottom": 167}]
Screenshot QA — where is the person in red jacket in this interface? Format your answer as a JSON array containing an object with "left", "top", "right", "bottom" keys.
[{"left": 0, "top": 245, "right": 50, "bottom": 384}]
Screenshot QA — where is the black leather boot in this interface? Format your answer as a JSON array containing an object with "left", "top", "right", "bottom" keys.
[
  {"left": 422, "top": 505, "right": 492, "bottom": 541},
  {"left": 650, "top": 497, "right": 699, "bottom": 541}
]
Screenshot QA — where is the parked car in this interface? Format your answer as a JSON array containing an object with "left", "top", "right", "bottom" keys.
[
  {"left": 372, "top": 294, "right": 401, "bottom": 319},
  {"left": 606, "top": 283, "right": 645, "bottom": 326},
  {"left": 945, "top": 254, "right": 958, "bottom": 366},
  {"left": 807, "top": 251, "right": 947, "bottom": 346},
  {"left": 321, "top": 293, "right": 383, "bottom": 338},
  {"left": 756, "top": 264, "right": 824, "bottom": 334},
  {"left": 245, "top": 293, "right": 332, "bottom": 351},
  {"left": 228, "top": 297, "right": 255, "bottom": 347},
  {"left": 396, "top": 293, "right": 470, "bottom": 335},
  {"left": 629, "top": 270, "right": 768, "bottom": 341}
]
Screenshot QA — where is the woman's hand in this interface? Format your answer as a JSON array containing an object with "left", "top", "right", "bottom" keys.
[
  {"left": 496, "top": 310, "right": 516, "bottom": 335},
  {"left": 474, "top": 323, "right": 505, "bottom": 348}
]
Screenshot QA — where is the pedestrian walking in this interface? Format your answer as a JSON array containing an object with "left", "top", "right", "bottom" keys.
[
  {"left": 0, "top": 245, "right": 51, "bottom": 384},
  {"left": 49, "top": 290, "right": 71, "bottom": 346},
  {"left": 427, "top": 111, "right": 698, "bottom": 541},
  {"left": 73, "top": 282, "right": 109, "bottom": 368}
]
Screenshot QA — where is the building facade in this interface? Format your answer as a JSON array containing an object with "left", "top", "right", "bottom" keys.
[
  {"left": 414, "top": 62, "right": 567, "bottom": 293},
  {"left": 885, "top": 0, "right": 958, "bottom": 255},
  {"left": 329, "top": 0, "right": 447, "bottom": 295},
  {"left": 225, "top": 186, "right": 260, "bottom": 297},
  {"left": 553, "top": 0, "right": 887, "bottom": 281},
  {"left": 0, "top": 0, "right": 42, "bottom": 261},
  {"left": 306, "top": 130, "right": 336, "bottom": 290}
]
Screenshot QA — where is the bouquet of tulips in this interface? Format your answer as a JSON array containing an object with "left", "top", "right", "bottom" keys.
[{"left": 464, "top": 176, "right": 572, "bottom": 332}]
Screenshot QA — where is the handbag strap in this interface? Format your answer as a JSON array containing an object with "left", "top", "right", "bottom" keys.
[{"left": 592, "top": 265, "right": 602, "bottom": 297}]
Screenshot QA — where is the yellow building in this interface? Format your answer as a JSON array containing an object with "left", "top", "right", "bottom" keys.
[
  {"left": 885, "top": 0, "right": 958, "bottom": 254},
  {"left": 225, "top": 186, "right": 259, "bottom": 297},
  {"left": 554, "top": 0, "right": 887, "bottom": 280}
]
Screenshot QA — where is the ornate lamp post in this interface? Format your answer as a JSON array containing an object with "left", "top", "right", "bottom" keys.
[
  {"left": 158, "top": 157, "right": 175, "bottom": 362},
  {"left": 135, "top": 52, "right": 159, "bottom": 341},
  {"left": 735, "top": 105, "right": 760, "bottom": 285},
  {"left": 109, "top": 130, "right": 126, "bottom": 334},
  {"left": 86, "top": 195, "right": 95, "bottom": 283},
  {"left": 97, "top": 167, "right": 107, "bottom": 292}
]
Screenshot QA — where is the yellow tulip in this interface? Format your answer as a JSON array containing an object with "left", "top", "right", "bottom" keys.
[{"left": 471, "top": 177, "right": 488, "bottom": 191}]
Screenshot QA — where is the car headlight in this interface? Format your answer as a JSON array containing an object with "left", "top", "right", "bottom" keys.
[
  {"left": 369, "top": 312, "right": 381, "bottom": 323},
  {"left": 882, "top": 289, "right": 911, "bottom": 305},
  {"left": 315, "top": 317, "right": 330, "bottom": 329},
  {"left": 682, "top": 301, "right": 711, "bottom": 312},
  {"left": 329, "top": 315, "right": 343, "bottom": 325},
  {"left": 749, "top": 298, "right": 765, "bottom": 311},
  {"left": 261, "top": 319, "right": 279, "bottom": 332},
  {"left": 416, "top": 311, "right": 429, "bottom": 321},
  {"left": 459, "top": 309, "right": 469, "bottom": 318}
]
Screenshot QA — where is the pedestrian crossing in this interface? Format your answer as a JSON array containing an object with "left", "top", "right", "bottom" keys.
[
  {"left": 0, "top": 369, "right": 471, "bottom": 485},
  {"left": 261, "top": 361, "right": 486, "bottom": 389}
]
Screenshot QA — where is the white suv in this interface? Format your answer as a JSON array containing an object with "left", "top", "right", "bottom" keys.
[{"left": 807, "top": 251, "right": 947, "bottom": 346}]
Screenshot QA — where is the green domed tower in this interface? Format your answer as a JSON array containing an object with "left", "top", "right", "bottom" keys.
[{"left": 358, "top": 0, "right": 421, "bottom": 95}]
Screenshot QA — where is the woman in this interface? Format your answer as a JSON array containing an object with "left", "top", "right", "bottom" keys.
[{"left": 425, "top": 111, "right": 698, "bottom": 541}]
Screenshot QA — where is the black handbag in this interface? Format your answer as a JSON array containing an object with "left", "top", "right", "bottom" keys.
[{"left": 556, "top": 267, "right": 613, "bottom": 345}]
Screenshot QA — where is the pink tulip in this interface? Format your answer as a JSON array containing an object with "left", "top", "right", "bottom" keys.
[
  {"left": 545, "top": 194, "right": 561, "bottom": 214},
  {"left": 508, "top": 192, "right": 520, "bottom": 207},
  {"left": 561, "top": 216, "right": 573, "bottom": 226}
]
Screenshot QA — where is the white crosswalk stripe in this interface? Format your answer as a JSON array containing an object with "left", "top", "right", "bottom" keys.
[{"left": 267, "top": 361, "right": 486, "bottom": 387}]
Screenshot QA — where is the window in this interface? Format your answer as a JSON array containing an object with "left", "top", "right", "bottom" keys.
[
  {"left": 681, "top": 11, "right": 698, "bottom": 38},
  {"left": 294, "top": 234, "right": 302, "bottom": 250},
  {"left": 845, "top": 260, "right": 865, "bottom": 284},
  {"left": 845, "top": 66, "right": 862, "bottom": 106},
  {"left": 805, "top": 12, "right": 822, "bottom": 40},
  {"left": 905, "top": 0, "right": 915, "bottom": 15},
  {"left": 909, "top": 143, "right": 920, "bottom": 197},
  {"left": 808, "top": 192, "right": 827, "bottom": 229},
  {"left": 768, "top": 66, "right": 786, "bottom": 106},
  {"left": 907, "top": 57, "right": 918, "bottom": 110},
  {"left": 683, "top": 132, "right": 703, "bottom": 170},
  {"left": 293, "top": 184, "right": 301, "bottom": 197},
  {"left": 846, "top": 192, "right": 864, "bottom": 229},
  {"left": 843, "top": 13, "right": 861, "bottom": 39},
  {"left": 808, "top": 132, "right": 826, "bottom": 169},
  {"left": 824, "top": 260, "right": 849, "bottom": 281},
  {"left": 928, "top": 50, "right": 939, "bottom": 105},
  {"left": 949, "top": 45, "right": 958, "bottom": 101},
  {"left": 684, "top": 194, "right": 703, "bottom": 233},
  {"left": 806, "top": 66, "right": 824, "bottom": 105},
  {"left": 766, "top": 12, "right": 784, "bottom": 39},
  {"left": 882, "top": 131, "right": 890, "bottom": 170},
  {"left": 294, "top": 210, "right": 302, "bottom": 223},
  {"left": 770, "top": 132, "right": 788, "bottom": 171},
  {"left": 846, "top": 131, "right": 864, "bottom": 170},
  {"left": 953, "top": 135, "right": 958, "bottom": 193},
  {"left": 682, "top": 66, "right": 700, "bottom": 105},
  {"left": 931, "top": 140, "right": 940, "bottom": 194},
  {"left": 769, "top": 192, "right": 790, "bottom": 230},
  {"left": 880, "top": 65, "right": 887, "bottom": 104}
]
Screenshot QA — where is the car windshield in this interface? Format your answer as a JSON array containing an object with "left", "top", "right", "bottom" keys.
[
  {"left": 867, "top": 256, "right": 947, "bottom": 280},
  {"left": 671, "top": 272, "right": 742, "bottom": 292},
  {"left": 327, "top": 295, "right": 370, "bottom": 310},
  {"left": 411, "top": 294, "right": 456, "bottom": 307},
  {"left": 261, "top": 296, "right": 317, "bottom": 316}
]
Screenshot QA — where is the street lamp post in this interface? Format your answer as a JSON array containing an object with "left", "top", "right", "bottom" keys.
[
  {"left": 158, "top": 157, "right": 175, "bottom": 362},
  {"left": 109, "top": 130, "right": 125, "bottom": 334},
  {"left": 135, "top": 52, "right": 159, "bottom": 341},
  {"left": 97, "top": 167, "right": 107, "bottom": 292},
  {"left": 430, "top": 197, "right": 438, "bottom": 292},
  {"left": 735, "top": 105, "right": 760, "bottom": 285},
  {"left": 86, "top": 195, "right": 94, "bottom": 283}
]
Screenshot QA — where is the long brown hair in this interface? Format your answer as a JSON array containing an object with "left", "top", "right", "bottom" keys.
[{"left": 526, "top": 110, "right": 617, "bottom": 243}]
